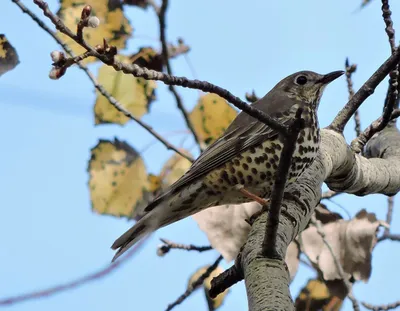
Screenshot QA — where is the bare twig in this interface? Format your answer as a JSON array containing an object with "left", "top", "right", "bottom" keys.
[
  {"left": 157, "top": 238, "right": 212, "bottom": 256},
  {"left": 32, "top": 0, "right": 290, "bottom": 136},
  {"left": 310, "top": 215, "right": 360, "bottom": 311},
  {"left": 14, "top": 0, "right": 194, "bottom": 162},
  {"left": 166, "top": 255, "right": 223, "bottom": 311},
  {"left": 209, "top": 257, "right": 243, "bottom": 299},
  {"left": 351, "top": 109, "right": 400, "bottom": 152},
  {"left": 385, "top": 196, "right": 395, "bottom": 235},
  {"left": 378, "top": 233, "right": 400, "bottom": 242},
  {"left": 362, "top": 300, "right": 400, "bottom": 311},
  {"left": 378, "top": 198, "right": 400, "bottom": 242},
  {"left": 157, "top": 0, "right": 203, "bottom": 150},
  {"left": 345, "top": 59, "right": 361, "bottom": 136},
  {"left": 262, "top": 108, "right": 304, "bottom": 258},
  {"left": 0, "top": 240, "right": 145, "bottom": 306},
  {"left": 381, "top": 0, "right": 396, "bottom": 53},
  {"left": 329, "top": 47, "right": 400, "bottom": 133},
  {"left": 245, "top": 90, "right": 259, "bottom": 103}
]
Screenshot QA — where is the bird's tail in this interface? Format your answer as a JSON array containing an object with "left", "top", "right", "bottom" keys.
[
  {"left": 111, "top": 210, "right": 159, "bottom": 262},
  {"left": 111, "top": 180, "right": 214, "bottom": 262}
]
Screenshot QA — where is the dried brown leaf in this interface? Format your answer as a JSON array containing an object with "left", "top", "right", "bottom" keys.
[{"left": 301, "top": 209, "right": 388, "bottom": 282}]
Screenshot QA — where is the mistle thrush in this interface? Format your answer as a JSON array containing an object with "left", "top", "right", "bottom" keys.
[{"left": 111, "top": 70, "right": 344, "bottom": 261}]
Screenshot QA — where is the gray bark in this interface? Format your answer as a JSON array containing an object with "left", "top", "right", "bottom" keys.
[{"left": 241, "top": 126, "right": 400, "bottom": 310}]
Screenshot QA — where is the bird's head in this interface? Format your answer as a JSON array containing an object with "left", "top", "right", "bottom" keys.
[{"left": 276, "top": 70, "right": 344, "bottom": 109}]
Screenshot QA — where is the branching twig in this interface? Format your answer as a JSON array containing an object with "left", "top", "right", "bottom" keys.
[
  {"left": 310, "top": 215, "right": 360, "bottom": 311},
  {"left": 351, "top": 109, "right": 400, "bottom": 152},
  {"left": 262, "top": 108, "right": 304, "bottom": 258},
  {"left": 381, "top": 0, "right": 396, "bottom": 53},
  {"left": 166, "top": 255, "right": 223, "bottom": 311},
  {"left": 378, "top": 233, "right": 400, "bottom": 242},
  {"left": 157, "top": 0, "right": 203, "bottom": 150},
  {"left": 345, "top": 58, "right": 361, "bottom": 136},
  {"left": 0, "top": 240, "right": 145, "bottom": 306},
  {"left": 157, "top": 238, "right": 212, "bottom": 256},
  {"left": 14, "top": 0, "right": 194, "bottom": 163},
  {"left": 362, "top": 300, "right": 400, "bottom": 311},
  {"left": 329, "top": 47, "right": 400, "bottom": 133},
  {"left": 32, "top": 0, "right": 290, "bottom": 136}
]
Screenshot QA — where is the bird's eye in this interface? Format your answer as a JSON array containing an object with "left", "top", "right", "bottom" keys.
[{"left": 295, "top": 75, "right": 308, "bottom": 85}]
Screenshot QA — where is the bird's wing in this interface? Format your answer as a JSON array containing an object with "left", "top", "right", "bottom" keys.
[{"left": 144, "top": 95, "right": 300, "bottom": 212}]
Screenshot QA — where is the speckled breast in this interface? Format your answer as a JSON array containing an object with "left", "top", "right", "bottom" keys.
[{"left": 203, "top": 108, "right": 319, "bottom": 200}]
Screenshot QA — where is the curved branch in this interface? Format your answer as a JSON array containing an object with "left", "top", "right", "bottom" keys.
[
  {"left": 329, "top": 47, "right": 400, "bottom": 133},
  {"left": 0, "top": 240, "right": 145, "bottom": 306}
]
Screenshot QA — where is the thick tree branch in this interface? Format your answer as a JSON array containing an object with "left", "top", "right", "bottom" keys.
[
  {"left": 202, "top": 125, "right": 400, "bottom": 310},
  {"left": 329, "top": 47, "right": 400, "bottom": 133}
]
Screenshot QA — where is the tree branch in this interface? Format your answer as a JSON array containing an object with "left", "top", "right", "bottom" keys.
[
  {"left": 362, "top": 300, "right": 400, "bottom": 311},
  {"left": 351, "top": 109, "right": 400, "bottom": 153},
  {"left": 166, "top": 255, "right": 223, "bottom": 311},
  {"left": 156, "top": 0, "right": 203, "bottom": 150},
  {"left": 262, "top": 108, "right": 304, "bottom": 258},
  {"left": 13, "top": 0, "right": 193, "bottom": 163},
  {"left": 329, "top": 47, "right": 400, "bottom": 133},
  {"left": 0, "top": 240, "right": 145, "bottom": 306},
  {"left": 32, "top": 0, "right": 290, "bottom": 136},
  {"left": 157, "top": 238, "right": 212, "bottom": 256},
  {"left": 345, "top": 59, "right": 361, "bottom": 136}
]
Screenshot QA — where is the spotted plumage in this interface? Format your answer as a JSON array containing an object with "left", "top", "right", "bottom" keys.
[{"left": 111, "top": 70, "right": 344, "bottom": 262}]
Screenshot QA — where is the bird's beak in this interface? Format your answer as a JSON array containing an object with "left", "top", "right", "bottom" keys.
[{"left": 318, "top": 70, "right": 344, "bottom": 84}]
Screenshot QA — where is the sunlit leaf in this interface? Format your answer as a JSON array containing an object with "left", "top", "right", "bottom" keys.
[
  {"left": 88, "top": 138, "right": 151, "bottom": 218},
  {"left": 188, "top": 265, "right": 229, "bottom": 310},
  {"left": 57, "top": 0, "right": 132, "bottom": 64},
  {"left": 295, "top": 279, "right": 343, "bottom": 311},
  {"left": 0, "top": 34, "right": 19, "bottom": 77},
  {"left": 190, "top": 94, "right": 237, "bottom": 146},
  {"left": 94, "top": 55, "right": 156, "bottom": 125}
]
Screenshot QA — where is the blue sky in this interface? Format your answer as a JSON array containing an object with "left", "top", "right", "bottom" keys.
[{"left": 1, "top": 0, "right": 400, "bottom": 310}]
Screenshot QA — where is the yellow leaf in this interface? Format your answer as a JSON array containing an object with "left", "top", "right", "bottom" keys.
[
  {"left": 57, "top": 0, "right": 132, "bottom": 64},
  {"left": 88, "top": 138, "right": 150, "bottom": 218},
  {"left": 295, "top": 279, "right": 343, "bottom": 311},
  {"left": 94, "top": 55, "right": 157, "bottom": 125},
  {"left": 0, "top": 34, "right": 19, "bottom": 76},
  {"left": 190, "top": 94, "right": 237, "bottom": 146},
  {"left": 188, "top": 265, "right": 228, "bottom": 310},
  {"left": 159, "top": 151, "right": 192, "bottom": 189}
]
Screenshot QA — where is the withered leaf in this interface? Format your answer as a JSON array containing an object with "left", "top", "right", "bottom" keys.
[{"left": 0, "top": 34, "right": 19, "bottom": 77}]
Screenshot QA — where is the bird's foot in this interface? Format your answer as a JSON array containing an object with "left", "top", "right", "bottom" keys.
[{"left": 234, "top": 185, "right": 269, "bottom": 206}]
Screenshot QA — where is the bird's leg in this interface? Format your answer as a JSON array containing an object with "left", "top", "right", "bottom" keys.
[
  {"left": 234, "top": 184, "right": 270, "bottom": 206},
  {"left": 233, "top": 185, "right": 270, "bottom": 226}
]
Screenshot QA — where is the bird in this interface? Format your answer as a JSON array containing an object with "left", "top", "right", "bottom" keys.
[{"left": 111, "top": 70, "right": 344, "bottom": 261}]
